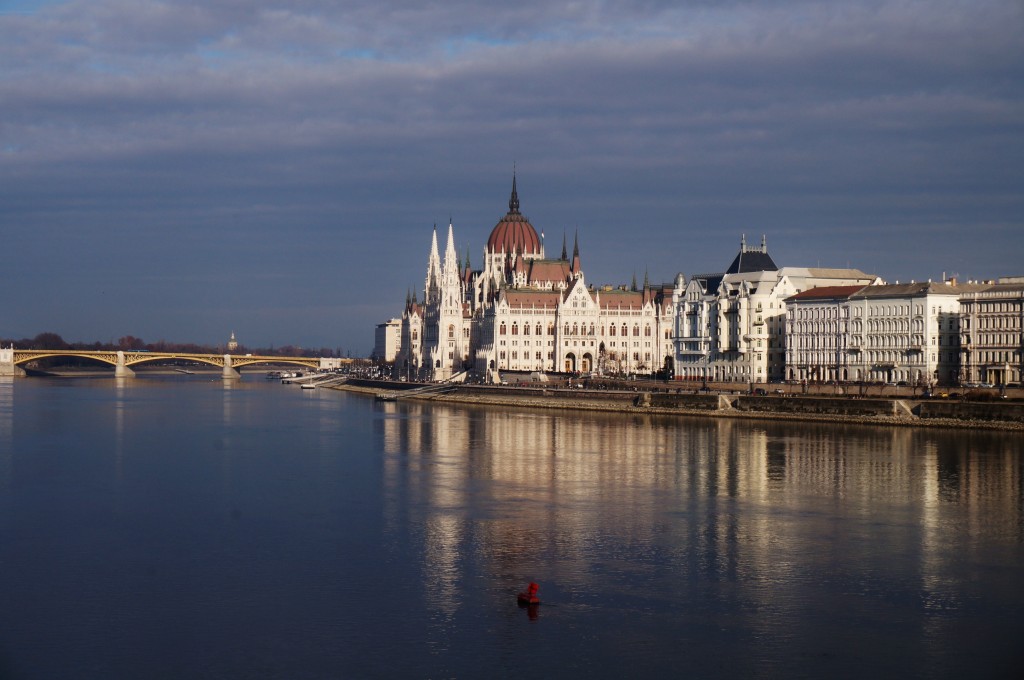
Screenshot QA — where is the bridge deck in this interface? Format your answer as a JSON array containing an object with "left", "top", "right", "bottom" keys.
[{"left": 9, "top": 349, "right": 347, "bottom": 370}]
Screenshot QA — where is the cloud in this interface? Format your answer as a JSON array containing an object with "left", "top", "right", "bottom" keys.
[{"left": 1, "top": 1, "right": 1022, "bottom": 349}]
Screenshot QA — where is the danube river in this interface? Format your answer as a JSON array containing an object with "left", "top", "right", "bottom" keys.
[{"left": 0, "top": 375, "right": 1021, "bottom": 678}]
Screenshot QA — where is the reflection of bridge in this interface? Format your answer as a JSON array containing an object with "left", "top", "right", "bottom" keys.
[{"left": 0, "top": 347, "right": 347, "bottom": 379}]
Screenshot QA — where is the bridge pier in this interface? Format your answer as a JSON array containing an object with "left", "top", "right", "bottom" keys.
[
  {"left": 222, "top": 354, "right": 240, "bottom": 380},
  {"left": 115, "top": 351, "right": 135, "bottom": 378},
  {"left": 0, "top": 346, "right": 26, "bottom": 377}
]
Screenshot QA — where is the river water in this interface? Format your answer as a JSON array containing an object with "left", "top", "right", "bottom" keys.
[{"left": 0, "top": 375, "right": 1021, "bottom": 679}]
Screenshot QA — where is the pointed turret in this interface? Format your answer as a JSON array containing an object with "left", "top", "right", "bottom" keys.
[
  {"left": 444, "top": 221, "right": 457, "bottom": 275},
  {"left": 561, "top": 232, "right": 567, "bottom": 261},
  {"left": 725, "top": 233, "right": 778, "bottom": 274},
  {"left": 425, "top": 225, "right": 442, "bottom": 302},
  {"left": 571, "top": 230, "right": 581, "bottom": 276},
  {"left": 514, "top": 246, "right": 527, "bottom": 280},
  {"left": 439, "top": 220, "right": 462, "bottom": 314},
  {"left": 509, "top": 172, "right": 520, "bottom": 215},
  {"left": 462, "top": 247, "right": 473, "bottom": 286}
]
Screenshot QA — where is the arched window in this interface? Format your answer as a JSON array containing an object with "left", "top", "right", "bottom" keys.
[
  {"left": 610, "top": 325, "right": 617, "bottom": 336},
  {"left": 512, "top": 324, "right": 519, "bottom": 335},
  {"left": 564, "top": 324, "right": 570, "bottom": 335},
  {"left": 536, "top": 324, "right": 542, "bottom": 335},
  {"left": 499, "top": 323, "right": 507, "bottom": 335},
  {"left": 448, "top": 325, "right": 455, "bottom": 339},
  {"left": 633, "top": 325, "right": 640, "bottom": 337},
  {"left": 621, "top": 324, "right": 628, "bottom": 336},
  {"left": 524, "top": 324, "right": 530, "bottom": 335}
]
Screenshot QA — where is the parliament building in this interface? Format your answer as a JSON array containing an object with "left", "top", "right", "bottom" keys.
[{"left": 393, "top": 176, "right": 675, "bottom": 382}]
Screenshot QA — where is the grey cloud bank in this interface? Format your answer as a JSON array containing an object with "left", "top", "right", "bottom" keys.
[{"left": 2, "top": 0, "right": 1022, "bottom": 354}]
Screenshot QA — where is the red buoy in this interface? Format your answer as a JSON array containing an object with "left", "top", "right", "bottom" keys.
[{"left": 517, "top": 582, "right": 540, "bottom": 605}]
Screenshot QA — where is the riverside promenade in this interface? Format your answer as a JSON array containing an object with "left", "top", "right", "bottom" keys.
[{"left": 335, "top": 379, "right": 1024, "bottom": 431}]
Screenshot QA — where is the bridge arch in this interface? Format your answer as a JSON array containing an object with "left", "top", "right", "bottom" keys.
[{"left": 8, "top": 350, "right": 331, "bottom": 377}]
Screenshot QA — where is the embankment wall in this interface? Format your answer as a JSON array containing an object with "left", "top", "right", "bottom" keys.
[{"left": 337, "top": 380, "right": 1024, "bottom": 429}]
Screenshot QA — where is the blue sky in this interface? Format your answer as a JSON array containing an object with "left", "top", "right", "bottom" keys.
[{"left": 2, "top": 0, "right": 1022, "bottom": 354}]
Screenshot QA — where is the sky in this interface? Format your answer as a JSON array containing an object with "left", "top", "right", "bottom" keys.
[{"left": 2, "top": 0, "right": 1022, "bottom": 354}]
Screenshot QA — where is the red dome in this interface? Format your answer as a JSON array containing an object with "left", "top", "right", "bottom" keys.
[
  {"left": 487, "top": 213, "right": 541, "bottom": 255},
  {"left": 486, "top": 174, "right": 542, "bottom": 255}
]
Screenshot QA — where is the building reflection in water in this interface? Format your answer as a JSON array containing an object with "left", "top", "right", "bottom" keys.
[
  {"left": 378, "top": 400, "right": 1023, "bottom": 655},
  {"left": 113, "top": 377, "right": 129, "bottom": 483},
  {"left": 0, "top": 377, "right": 12, "bottom": 491}
]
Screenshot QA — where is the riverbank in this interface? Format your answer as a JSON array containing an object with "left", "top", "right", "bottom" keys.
[{"left": 333, "top": 380, "right": 1024, "bottom": 432}]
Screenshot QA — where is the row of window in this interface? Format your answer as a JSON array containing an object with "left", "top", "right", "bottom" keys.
[
  {"left": 968, "top": 302, "right": 1023, "bottom": 313},
  {"left": 967, "top": 333, "right": 1023, "bottom": 346},
  {"left": 971, "top": 316, "right": 1022, "bottom": 330},
  {"left": 968, "top": 350, "right": 1021, "bottom": 364},
  {"left": 498, "top": 323, "right": 654, "bottom": 337},
  {"left": 496, "top": 351, "right": 654, "bottom": 363}
]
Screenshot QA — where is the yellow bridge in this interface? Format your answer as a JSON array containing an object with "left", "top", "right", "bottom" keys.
[{"left": 0, "top": 348, "right": 350, "bottom": 379}]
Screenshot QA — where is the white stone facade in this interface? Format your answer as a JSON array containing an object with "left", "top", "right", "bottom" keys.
[
  {"left": 785, "top": 286, "right": 865, "bottom": 382},
  {"left": 671, "top": 237, "right": 880, "bottom": 384},
  {"left": 845, "top": 282, "right": 980, "bottom": 386},
  {"left": 959, "top": 279, "right": 1024, "bottom": 386},
  {"left": 785, "top": 281, "right": 988, "bottom": 386}
]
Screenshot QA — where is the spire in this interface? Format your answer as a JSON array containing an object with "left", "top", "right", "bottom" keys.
[
  {"left": 464, "top": 247, "right": 471, "bottom": 271},
  {"left": 508, "top": 170, "right": 520, "bottom": 215},
  {"left": 643, "top": 269, "right": 650, "bottom": 289},
  {"left": 442, "top": 220, "right": 458, "bottom": 287},
  {"left": 426, "top": 224, "right": 442, "bottom": 302},
  {"left": 761, "top": 234, "right": 767, "bottom": 252},
  {"left": 631, "top": 272, "right": 637, "bottom": 291},
  {"left": 571, "top": 228, "right": 581, "bottom": 275},
  {"left": 561, "top": 232, "right": 567, "bottom": 260},
  {"left": 445, "top": 221, "right": 456, "bottom": 259}
]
